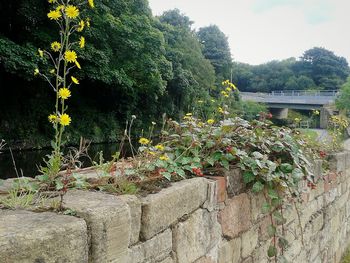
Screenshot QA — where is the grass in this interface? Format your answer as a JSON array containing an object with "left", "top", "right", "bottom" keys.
[{"left": 297, "top": 128, "right": 319, "bottom": 142}]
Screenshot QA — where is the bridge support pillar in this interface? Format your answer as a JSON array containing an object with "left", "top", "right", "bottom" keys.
[
  {"left": 320, "top": 108, "right": 331, "bottom": 129},
  {"left": 271, "top": 108, "right": 289, "bottom": 119}
]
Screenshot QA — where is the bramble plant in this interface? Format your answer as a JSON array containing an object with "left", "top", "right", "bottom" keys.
[{"left": 35, "top": 0, "right": 94, "bottom": 182}]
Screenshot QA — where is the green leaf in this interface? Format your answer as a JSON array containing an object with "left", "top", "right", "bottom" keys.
[
  {"left": 262, "top": 202, "right": 271, "bottom": 214},
  {"left": 37, "top": 174, "right": 49, "bottom": 182},
  {"left": 55, "top": 179, "right": 64, "bottom": 190},
  {"left": 252, "top": 181, "right": 264, "bottom": 193},
  {"left": 243, "top": 171, "right": 255, "bottom": 184},
  {"left": 176, "top": 169, "right": 186, "bottom": 179},
  {"left": 268, "top": 189, "right": 279, "bottom": 200},
  {"left": 267, "top": 224, "right": 276, "bottom": 237},
  {"left": 273, "top": 211, "right": 286, "bottom": 225},
  {"left": 278, "top": 237, "right": 289, "bottom": 249},
  {"left": 267, "top": 245, "right": 277, "bottom": 258},
  {"left": 206, "top": 156, "right": 215, "bottom": 166},
  {"left": 161, "top": 172, "right": 172, "bottom": 181},
  {"left": 280, "top": 163, "right": 293, "bottom": 173},
  {"left": 221, "top": 159, "right": 229, "bottom": 170},
  {"left": 212, "top": 152, "right": 223, "bottom": 161}
]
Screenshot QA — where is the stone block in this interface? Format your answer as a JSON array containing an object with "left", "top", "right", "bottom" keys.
[
  {"left": 128, "top": 229, "right": 172, "bottom": 263},
  {"left": 250, "top": 191, "right": 265, "bottom": 222},
  {"left": 173, "top": 209, "right": 221, "bottom": 263},
  {"left": 0, "top": 210, "right": 88, "bottom": 263},
  {"left": 118, "top": 194, "right": 141, "bottom": 245},
  {"left": 241, "top": 226, "right": 259, "bottom": 258},
  {"left": 63, "top": 190, "right": 130, "bottom": 263},
  {"left": 218, "top": 238, "right": 241, "bottom": 263},
  {"left": 219, "top": 193, "right": 251, "bottom": 238},
  {"left": 203, "top": 179, "right": 218, "bottom": 212},
  {"left": 141, "top": 178, "right": 208, "bottom": 240},
  {"left": 226, "top": 167, "right": 245, "bottom": 197},
  {"left": 158, "top": 257, "right": 174, "bottom": 263},
  {"left": 206, "top": 176, "right": 226, "bottom": 203}
]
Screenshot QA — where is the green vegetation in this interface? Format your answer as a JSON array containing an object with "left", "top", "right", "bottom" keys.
[{"left": 1, "top": 1, "right": 349, "bottom": 148}]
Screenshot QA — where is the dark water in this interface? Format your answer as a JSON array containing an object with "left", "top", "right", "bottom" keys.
[{"left": 0, "top": 143, "right": 121, "bottom": 179}]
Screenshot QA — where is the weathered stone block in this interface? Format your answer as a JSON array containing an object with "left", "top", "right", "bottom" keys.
[
  {"left": 219, "top": 193, "right": 251, "bottom": 238},
  {"left": 118, "top": 194, "right": 141, "bottom": 245},
  {"left": 203, "top": 179, "right": 218, "bottom": 212},
  {"left": 173, "top": 209, "right": 221, "bottom": 263},
  {"left": 0, "top": 210, "right": 88, "bottom": 263},
  {"left": 63, "top": 190, "right": 130, "bottom": 263},
  {"left": 158, "top": 257, "right": 174, "bottom": 263},
  {"left": 241, "top": 226, "right": 259, "bottom": 258},
  {"left": 218, "top": 238, "right": 241, "bottom": 263},
  {"left": 206, "top": 176, "right": 226, "bottom": 203},
  {"left": 226, "top": 167, "right": 245, "bottom": 197},
  {"left": 128, "top": 229, "right": 172, "bottom": 263},
  {"left": 141, "top": 178, "right": 208, "bottom": 240}
]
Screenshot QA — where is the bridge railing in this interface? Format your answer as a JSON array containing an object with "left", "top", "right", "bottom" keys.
[{"left": 270, "top": 90, "right": 338, "bottom": 97}]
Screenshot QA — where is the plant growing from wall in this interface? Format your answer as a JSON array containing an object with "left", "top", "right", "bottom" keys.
[{"left": 35, "top": 0, "right": 94, "bottom": 186}]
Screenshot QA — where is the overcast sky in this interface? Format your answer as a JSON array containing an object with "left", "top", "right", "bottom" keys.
[{"left": 148, "top": 0, "right": 350, "bottom": 65}]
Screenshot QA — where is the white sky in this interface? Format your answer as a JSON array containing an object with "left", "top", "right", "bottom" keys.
[{"left": 148, "top": 0, "right": 350, "bottom": 65}]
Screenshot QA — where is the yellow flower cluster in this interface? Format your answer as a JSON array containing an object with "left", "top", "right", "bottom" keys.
[
  {"left": 207, "top": 119, "right": 215, "bottom": 125},
  {"left": 222, "top": 80, "right": 237, "bottom": 90},
  {"left": 48, "top": 113, "right": 71, "bottom": 126}
]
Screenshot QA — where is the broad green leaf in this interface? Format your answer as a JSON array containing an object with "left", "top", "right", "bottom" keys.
[
  {"left": 252, "top": 181, "right": 264, "bottom": 193},
  {"left": 243, "top": 171, "right": 255, "bottom": 184},
  {"left": 267, "top": 245, "right": 277, "bottom": 258},
  {"left": 267, "top": 224, "right": 276, "bottom": 237}
]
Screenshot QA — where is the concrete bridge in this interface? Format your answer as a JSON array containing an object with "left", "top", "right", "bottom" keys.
[{"left": 241, "top": 90, "right": 339, "bottom": 128}]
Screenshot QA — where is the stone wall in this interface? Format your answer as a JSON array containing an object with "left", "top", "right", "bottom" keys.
[{"left": 1, "top": 152, "right": 350, "bottom": 263}]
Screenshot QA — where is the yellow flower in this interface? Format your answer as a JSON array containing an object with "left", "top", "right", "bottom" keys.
[
  {"left": 48, "top": 114, "right": 57, "bottom": 123},
  {"left": 79, "top": 36, "right": 85, "bottom": 48},
  {"left": 155, "top": 144, "right": 165, "bottom": 151},
  {"left": 75, "top": 60, "right": 81, "bottom": 69},
  {"left": 230, "top": 83, "right": 237, "bottom": 90},
  {"left": 218, "top": 107, "right": 224, "bottom": 114},
  {"left": 313, "top": 110, "right": 320, "bottom": 115},
  {"left": 64, "top": 50, "right": 77, "bottom": 63},
  {"left": 47, "top": 10, "right": 62, "bottom": 20},
  {"left": 86, "top": 18, "right": 91, "bottom": 27},
  {"left": 88, "top": 0, "right": 95, "bottom": 8},
  {"left": 77, "top": 20, "right": 85, "bottom": 32},
  {"left": 56, "top": 5, "right": 64, "bottom": 11},
  {"left": 185, "top": 113, "right": 192, "bottom": 116},
  {"left": 226, "top": 87, "right": 231, "bottom": 92},
  {"left": 65, "top": 5, "right": 79, "bottom": 19},
  {"left": 224, "top": 94, "right": 229, "bottom": 98},
  {"left": 49, "top": 69, "right": 55, "bottom": 74},
  {"left": 149, "top": 151, "right": 156, "bottom": 156},
  {"left": 48, "top": 0, "right": 57, "bottom": 3},
  {"left": 58, "top": 88, "right": 71, "bottom": 100},
  {"left": 38, "top": 49, "right": 44, "bottom": 58},
  {"left": 139, "top": 137, "right": 150, "bottom": 145},
  {"left": 60, "top": 113, "right": 71, "bottom": 126},
  {"left": 71, "top": 76, "right": 79, "bottom": 84},
  {"left": 207, "top": 119, "right": 215, "bottom": 125},
  {"left": 159, "top": 155, "right": 169, "bottom": 161},
  {"left": 51, "top": 41, "right": 61, "bottom": 52},
  {"left": 34, "top": 68, "right": 40, "bottom": 76}
]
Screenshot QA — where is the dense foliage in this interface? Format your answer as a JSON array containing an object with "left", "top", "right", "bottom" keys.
[
  {"left": 233, "top": 48, "right": 349, "bottom": 92},
  {"left": 0, "top": 1, "right": 349, "bottom": 148}
]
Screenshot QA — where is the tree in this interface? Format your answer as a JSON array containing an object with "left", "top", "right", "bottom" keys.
[
  {"left": 297, "top": 47, "right": 349, "bottom": 90},
  {"left": 336, "top": 78, "right": 350, "bottom": 112},
  {"left": 197, "top": 25, "right": 232, "bottom": 83},
  {"left": 157, "top": 9, "right": 215, "bottom": 115}
]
